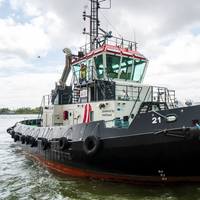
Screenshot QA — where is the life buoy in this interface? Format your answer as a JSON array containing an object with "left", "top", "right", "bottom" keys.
[
  {"left": 59, "top": 137, "right": 71, "bottom": 151},
  {"left": 83, "top": 136, "right": 100, "bottom": 156}
]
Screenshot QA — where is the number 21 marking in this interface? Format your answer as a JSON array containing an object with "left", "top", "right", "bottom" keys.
[{"left": 152, "top": 116, "right": 161, "bottom": 124}]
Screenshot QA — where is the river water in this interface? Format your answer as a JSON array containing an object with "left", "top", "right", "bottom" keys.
[{"left": 1, "top": 115, "right": 200, "bottom": 200}]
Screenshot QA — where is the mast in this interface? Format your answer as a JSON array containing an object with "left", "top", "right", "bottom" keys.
[
  {"left": 83, "top": 0, "right": 111, "bottom": 51},
  {"left": 90, "top": 0, "right": 99, "bottom": 50}
]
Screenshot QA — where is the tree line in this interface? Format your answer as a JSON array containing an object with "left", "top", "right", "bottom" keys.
[{"left": 0, "top": 107, "right": 41, "bottom": 114}]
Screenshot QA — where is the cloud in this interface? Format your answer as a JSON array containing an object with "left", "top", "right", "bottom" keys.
[
  {"left": 0, "top": 0, "right": 4, "bottom": 6},
  {"left": 0, "top": 17, "right": 50, "bottom": 59},
  {"left": 9, "top": 0, "right": 88, "bottom": 48},
  {"left": 9, "top": 0, "right": 42, "bottom": 16},
  {"left": 0, "top": 72, "right": 60, "bottom": 108},
  {"left": 0, "top": 1, "right": 80, "bottom": 61},
  {"left": 144, "top": 31, "right": 200, "bottom": 99},
  {"left": 0, "top": 2, "right": 66, "bottom": 78},
  {"left": 145, "top": 31, "right": 200, "bottom": 74},
  {"left": 0, "top": 0, "right": 200, "bottom": 107}
]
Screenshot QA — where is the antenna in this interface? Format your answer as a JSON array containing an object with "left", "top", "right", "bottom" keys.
[
  {"left": 83, "top": 0, "right": 111, "bottom": 51},
  {"left": 133, "top": 30, "right": 137, "bottom": 51}
]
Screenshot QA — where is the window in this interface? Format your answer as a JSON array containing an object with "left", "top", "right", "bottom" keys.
[
  {"left": 94, "top": 55, "right": 104, "bottom": 79},
  {"left": 73, "top": 64, "right": 80, "bottom": 83},
  {"left": 132, "top": 59, "right": 146, "bottom": 82},
  {"left": 106, "top": 54, "right": 120, "bottom": 79},
  {"left": 87, "top": 59, "right": 94, "bottom": 81},
  {"left": 120, "top": 57, "right": 133, "bottom": 80}
]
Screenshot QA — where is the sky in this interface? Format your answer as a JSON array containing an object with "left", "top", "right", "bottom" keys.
[{"left": 0, "top": 0, "right": 200, "bottom": 108}]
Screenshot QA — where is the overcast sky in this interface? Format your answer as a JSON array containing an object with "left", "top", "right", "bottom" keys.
[{"left": 0, "top": 0, "right": 200, "bottom": 108}]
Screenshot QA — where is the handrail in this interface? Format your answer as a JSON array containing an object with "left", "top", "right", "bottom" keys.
[
  {"left": 128, "top": 87, "right": 143, "bottom": 119},
  {"left": 149, "top": 86, "right": 175, "bottom": 108},
  {"left": 115, "top": 85, "right": 141, "bottom": 101},
  {"left": 167, "top": 90, "right": 176, "bottom": 108},
  {"left": 143, "top": 86, "right": 151, "bottom": 103},
  {"left": 152, "top": 110, "right": 167, "bottom": 119},
  {"left": 80, "top": 35, "right": 137, "bottom": 54}
]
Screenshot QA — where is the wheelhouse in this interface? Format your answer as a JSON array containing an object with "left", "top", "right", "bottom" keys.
[{"left": 71, "top": 44, "right": 148, "bottom": 85}]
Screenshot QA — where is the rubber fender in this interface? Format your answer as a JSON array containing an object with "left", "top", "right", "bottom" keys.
[
  {"left": 83, "top": 136, "right": 101, "bottom": 157},
  {"left": 11, "top": 131, "right": 15, "bottom": 138},
  {"left": 14, "top": 134, "right": 20, "bottom": 142},
  {"left": 25, "top": 136, "right": 31, "bottom": 145},
  {"left": 7, "top": 127, "right": 12, "bottom": 134},
  {"left": 21, "top": 135, "right": 26, "bottom": 144},
  {"left": 30, "top": 137, "right": 38, "bottom": 147},
  {"left": 41, "top": 138, "right": 50, "bottom": 150},
  {"left": 59, "top": 137, "right": 71, "bottom": 151}
]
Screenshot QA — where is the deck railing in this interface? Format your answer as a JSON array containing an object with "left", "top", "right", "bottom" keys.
[
  {"left": 149, "top": 86, "right": 176, "bottom": 108},
  {"left": 80, "top": 35, "right": 137, "bottom": 55}
]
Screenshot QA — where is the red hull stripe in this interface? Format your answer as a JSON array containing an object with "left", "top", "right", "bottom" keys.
[{"left": 25, "top": 152, "right": 200, "bottom": 185}]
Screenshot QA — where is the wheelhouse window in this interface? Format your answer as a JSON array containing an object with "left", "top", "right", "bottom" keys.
[
  {"left": 72, "top": 64, "right": 80, "bottom": 83},
  {"left": 94, "top": 55, "right": 104, "bottom": 79},
  {"left": 72, "top": 53, "right": 147, "bottom": 83},
  {"left": 106, "top": 54, "right": 120, "bottom": 79},
  {"left": 120, "top": 57, "right": 133, "bottom": 80},
  {"left": 87, "top": 59, "right": 94, "bottom": 81},
  {"left": 132, "top": 59, "right": 146, "bottom": 82}
]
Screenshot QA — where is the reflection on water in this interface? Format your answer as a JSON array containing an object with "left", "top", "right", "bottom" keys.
[{"left": 0, "top": 115, "right": 200, "bottom": 200}]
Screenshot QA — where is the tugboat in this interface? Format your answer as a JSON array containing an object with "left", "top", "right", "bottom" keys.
[{"left": 7, "top": 0, "right": 200, "bottom": 184}]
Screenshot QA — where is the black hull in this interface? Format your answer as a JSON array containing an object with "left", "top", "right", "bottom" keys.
[
  {"left": 11, "top": 129, "right": 200, "bottom": 184},
  {"left": 8, "top": 105, "right": 200, "bottom": 184}
]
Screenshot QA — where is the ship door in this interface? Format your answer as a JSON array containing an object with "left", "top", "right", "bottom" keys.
[
  {"left": 68, "top": 110, "right": 74, "bottom": 125},
  {"left": 90, "top": 86, "right": 95, "bottom": 101}
]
